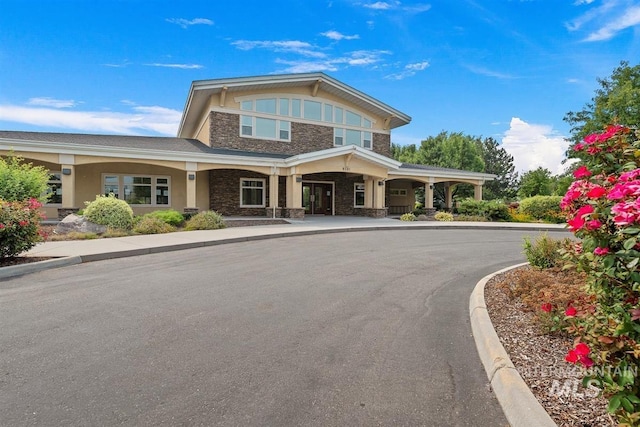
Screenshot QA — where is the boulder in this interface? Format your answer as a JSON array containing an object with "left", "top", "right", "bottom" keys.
[{"left": 55, "top": 214, "right": 107, "bottom": 235}]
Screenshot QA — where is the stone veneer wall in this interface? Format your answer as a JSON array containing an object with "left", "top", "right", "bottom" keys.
[
  {"left": 210, "top": 169, "right": 269, "bottom": 216},
  {"left": 209, "top": 111, "right": 393, "bottom": 157}
]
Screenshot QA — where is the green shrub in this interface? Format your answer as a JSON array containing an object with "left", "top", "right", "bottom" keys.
[
  {"left": 133, "top": 216, "right": 176, "bottom": 234},
  {"left": 399, "top": 212, "right": 416, "bottom": 222},
  {"left": 411, "top": 208, "right": 426, "bottom": 216},
  {"left": 456, "top": 199, "right": 510, "bottom": 221},
  {"left": 0, "top": 198, "right": 45, "bottom": 258},
  {"left": 144, "top": 209, "right": 184, "bottom": 227},
  {"left": 184, "top": 210, "right": 226, "bottom": 230},
  {"left": 522, "top": 233, "right": 567, "bottom": 269},
  {"left": 434, "top": 211, "right": 453, "bottom": 221},
  {"left": 508, "top": 208, "right": 536, "bottom": 223},
  {"left": 518, "top": 195, "right": 564, "bottom": 223},
  {"left": 0, "top": 154, "right": 50, "bottom": 202},
  {"left": 84, "top": 194, "right": 134, "bottom": 230}
]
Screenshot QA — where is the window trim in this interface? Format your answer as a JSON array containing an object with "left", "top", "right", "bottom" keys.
[
  {"left": 390, "top": 188, "right": 408, "bottom": 197},
  {"left": 240, "top": 178, "right": 266, "bottom": 208},
  {"left": 101, "top": 173, "right": 171, "bottom": 207}
]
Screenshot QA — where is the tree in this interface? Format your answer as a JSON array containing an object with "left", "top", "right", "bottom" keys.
[
  {"left": 564, "top": 61, "right": 640, "bottom": 153},
  {"left": 392, "top": 131, "right": 485, "bottom": 202},
  {"left": 476, "top": 137, "right": 518, "bottom": 200},
  {"left": 517, "top": 167, "right": 553, "bottom": 198},
  {"left": 0, "top": 153, "right": 50, "bottom": 202}
]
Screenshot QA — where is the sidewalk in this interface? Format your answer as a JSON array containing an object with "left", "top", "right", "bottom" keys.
[{"left": 2, "top": 217, "right": 568, "bottom": 279}]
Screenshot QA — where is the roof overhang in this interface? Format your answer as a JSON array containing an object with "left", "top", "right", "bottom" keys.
[
  {"left": 178, "top": 72, "right": 412, "bottom": 138},
  {"left": 390, "top": 167, "right": 496, "bottom": 182}
]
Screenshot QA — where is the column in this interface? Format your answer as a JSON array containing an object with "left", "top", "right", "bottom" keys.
[
  {"left": 373, "top": 179, "right": 385, "bottom": 209},
  {"left": 60, "top": 165, "right": 76, "bottom": 208},
  {"left": 285, "top": 174, "right": 304, "bottom": 218},
  {"left": 185, "top": 170, "right": 198, "bottom": 211},
  {"left": 424, "top": 182, "right": 434, "bottom": 209},
  {"left": 474, "top": 183, "right": 483, "bottom": 201},
  {"left": 444, "top": 183, "right": 453, "bottom": 209},
  {"left": 364, "top": 177, "right": 374, "bottom": 209},
  {"left": 267, "top": 173, "right": 279, "bottom": 217}
]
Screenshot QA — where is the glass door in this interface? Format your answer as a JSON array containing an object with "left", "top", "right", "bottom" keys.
[{"left": 302, "top": 183, "right": 332, "bottom": 215}]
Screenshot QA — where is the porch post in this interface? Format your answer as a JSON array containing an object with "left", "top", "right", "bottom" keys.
[
  {"left": 444, "top": 183, "right": 453, "bottom": 209},
  {"left": 474, "top": 182, "right": 483, "bottom": 201},
  {"left": 267, "top": 172, "right": 280, "bottom": 217},
  {"left": 60, "top": 165, "right": 76, "bottom": 208},
  {"left": 373, "top": 179, "right": 385, "bottom": 209},
  {"left": 364, "top": 177, "right": 374, "bottom": 209},
  {"left": 425, "top": 180, "right": 434, "bottom": 209},
  {"left": 185, "top": 162, "right": 198, "bottom": 213},
  {"left": 285, "top": 174, "right": 304, "bottom": 218}
]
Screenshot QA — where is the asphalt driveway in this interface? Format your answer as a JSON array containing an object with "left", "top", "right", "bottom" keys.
[{"left": 0, "top": 229, "right": 562, "bottom": 426}]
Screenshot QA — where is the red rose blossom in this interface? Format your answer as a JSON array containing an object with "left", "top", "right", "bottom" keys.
[
  {"left": 573, "top": 165, "right": 592, "bottom": 179},
  {"left": 565, "top": 306, "right": 577, "bottom": 317},
  {"left": 541, "top": 303, "right": 553, "bottom": 313}
]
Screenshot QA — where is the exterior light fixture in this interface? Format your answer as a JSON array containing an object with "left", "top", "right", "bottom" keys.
[
  {"left": 188, "top": 173, "right": 195, "bottom": 180},
  {"left": 62, "top": 168, "right": 72, "bottom": 175}
]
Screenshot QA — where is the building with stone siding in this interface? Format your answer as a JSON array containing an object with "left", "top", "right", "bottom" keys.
[{"left": 0, "top": 73, "right": 494, "bottom": 220}]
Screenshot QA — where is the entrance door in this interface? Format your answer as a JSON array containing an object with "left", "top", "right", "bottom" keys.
[{"left": 302, "top": 182, "right": 333, "bottom": 215}]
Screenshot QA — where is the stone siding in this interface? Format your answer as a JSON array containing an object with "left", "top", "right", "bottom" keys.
[
  {"left": 209, "top": 111, "right": 392, "bottom": 158},
  {"left": 302, "top": 172, "right": 365, "bottom": 216},
  {"left": 210, "top": 169, "right": 271, "bottom": 216}
]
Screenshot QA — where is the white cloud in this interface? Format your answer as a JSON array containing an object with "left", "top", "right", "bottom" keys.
[
  {"left": 465, "top": 64, "right": 515, "bottom": 79},
  {"left": 0, "top": 103, "right": 181, "bottom": 136},
  {"left": 27, "top": 97, "right": 78, "bottom": 108},
  {"left": 231, "top": 40, "right": 327, "bottom": 58},
  {"left": 501, "top": 117, "right": 574, "bottom": 175},
  {"left": 385, "top": 60, "right": 430, "bottom": 80},
  {"left": 584, "top": 5, "right": 640, "bottom": 41},
  {"left": 166, "top": 18, "right": 214, "bottom": 29},
  {"left": 275, "top": 50, "right": 390, "bottom": 73},
  {"left": 363, "top": 1, "right": 398, "bottom": 10},
  {"left": 321, "top": 30, "right": 360, "bottom": 41},
  {"left": 145, "top": 63, "right": 204, "bottom": 69}
]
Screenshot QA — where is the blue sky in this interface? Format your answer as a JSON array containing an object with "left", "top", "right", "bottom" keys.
[{"left": 1, "top": 0, "right": 639, "bottom": 175}]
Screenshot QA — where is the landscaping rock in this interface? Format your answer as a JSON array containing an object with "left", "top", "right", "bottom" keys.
[{"left": 55, "top": 214, "right": 107, "bottom": 235}]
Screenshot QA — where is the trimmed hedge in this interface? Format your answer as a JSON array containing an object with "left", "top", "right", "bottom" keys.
[
  {"left": 84, "top": 194, "right": 134, "bottom": 230},
  {"left": 518, "top": 195, "right": 563, "bottom": 223},
  {"left": 456, "top": 199, "right": 510, "bottom": 221}
]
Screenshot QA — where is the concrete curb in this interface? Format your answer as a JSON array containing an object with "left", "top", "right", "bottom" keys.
[
  {"left": 0, "top": 256, "right": 83, "bottom": 280},
  {"left": 470, "top": 263, "right": 557, "bottom": 427}
]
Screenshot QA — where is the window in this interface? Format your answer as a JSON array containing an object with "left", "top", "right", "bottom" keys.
[
  {"left": 390, "top": 189, "right": 408, "bottom": 196},
  {"left": 255, "top": 98, "right": 276, "bottom": 114},
  {"left": 279, "top": 121, "right": 290, "bottom": 140},
  {"left": 291, "top": 99, "right": 301, "bottom": 117},
  {"left": 354, "top": 183, "right": 365, "bottom": 207},
  {"left": 346, "top": 110, "right": 361, "bottom": 127},
  {"left": 363, "top": 131, "right": 372, "bottom": 149},
  {"left": 279, "top": 98, "right": 289, "bottom": 116},
  {"left": 335, "top": 107, "right": 343, "bottom": 124},
  {"left": 240, "top": 179, "right": 265, "bottom": 207},
  {"left": 103, "top": 174, "right": 170, "bottom": 206},
  {"left": 334, "top": 128, "right": 344, "bottom": 146},
  {"left": 46, "top": 172, "right": 62, "bottom": 204},
  {"left": 324, "top": 104, "right": 333, "bottom": 122},
  {"left": 240, "top": 100, "right": 253, "bottom": 111},
  {"left": 303, "top": 100, "right": 322, "bottom": 121},
  {"left": 241, "top": 115, "right": 253, "bottom": 136},
  {"left": 240, "top": 115, "right": 289, "bottom": 141}
]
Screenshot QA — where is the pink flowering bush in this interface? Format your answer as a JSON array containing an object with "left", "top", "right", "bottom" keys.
[
  {"left": 560, "top": 124, "right": 640, "bottom": 422},
  {"left": 0, "top": 198, "right": 46, "bottom": 259}
]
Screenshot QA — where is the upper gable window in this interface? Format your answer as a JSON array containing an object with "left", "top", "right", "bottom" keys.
[{"left": 236, "top": 95, "right": 375, "bottom": 148}]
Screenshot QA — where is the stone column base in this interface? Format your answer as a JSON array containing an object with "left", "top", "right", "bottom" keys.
[
  {"left": 424, "top": 208, "right": 437, "bottom": 216},
  {"left": 265, "top": 207, "right": 283, "bottom": 218},
  {"left": 183, "top": 208, "right": 200, "bottom": 215},
  {"left": 360, "top": 208, "right": 388, "bottom": 218},
  {"left": 57, "top": 208, "right": 80, "bottom": 220},
  {"left": 284, "top": 208, "right": 305, "bottom": 219}
]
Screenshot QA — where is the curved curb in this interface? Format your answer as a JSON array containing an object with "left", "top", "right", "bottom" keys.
[
  {"left": 0, "top": 256, "right": 82, "bottom": 280},
  {"left": 470, "top": 263, "right": 557, "bottom": 427}
]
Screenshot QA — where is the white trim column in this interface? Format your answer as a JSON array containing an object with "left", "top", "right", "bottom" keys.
[
  {"left": 268, "top": 172, "right": 279, "bottom": 217},
  {"left": 474, "top": 182, "right": 483, "bottom": 201},
  {"left": 425, "top": 178, "right": 434, "bottom": 209},
  {"left": 364, "top": 177, "right": 374, "bottom": 209},
  {"left": 373, "top": 179, "right": 385, "bottom": 209},
  {"left": 444, "top": 183, "right": 453, "bottom": 209},
  {"left": 60, "top": 165, "right": 75, "bottom": 208},
  {"left": 286, "top": 174, "right": 302, "bottom": 209},
  {"left": 185, "top": 162, "right": 198, "bottom": 211}
]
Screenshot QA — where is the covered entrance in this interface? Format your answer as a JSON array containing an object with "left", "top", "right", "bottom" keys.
[{"left": 302, "top": 182, "right": 333, "bottom": 215}]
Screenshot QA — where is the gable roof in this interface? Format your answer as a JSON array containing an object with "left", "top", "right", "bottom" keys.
[{"left": 178, "top": 72, "right": 412, "bottom": 138}]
